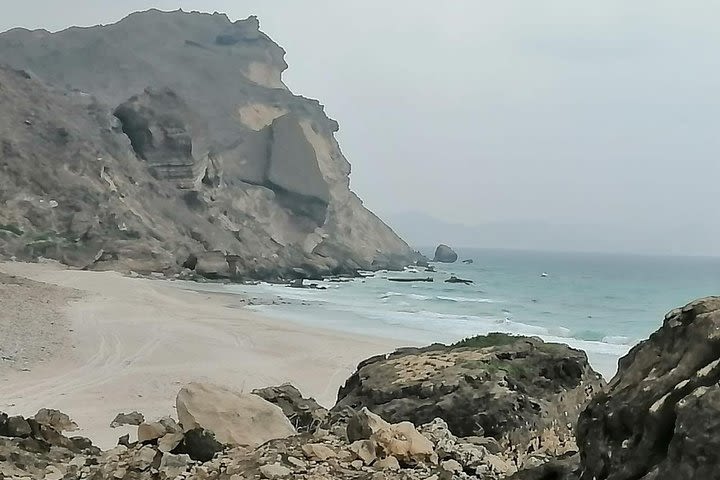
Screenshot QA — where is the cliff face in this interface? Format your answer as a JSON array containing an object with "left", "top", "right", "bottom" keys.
[{"left": 0, "top": 9, "right": 415, "bottom": 278}]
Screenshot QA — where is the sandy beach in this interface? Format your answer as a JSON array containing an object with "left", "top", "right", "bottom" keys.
[{"left": 0, "top": 261, "right": 404, "bottom": 449}]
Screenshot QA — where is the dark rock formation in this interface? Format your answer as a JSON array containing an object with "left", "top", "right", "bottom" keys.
[
  {"left": 388, "top": 277, "right": 434, "bottom": 282},
  {"left": 252, "top": 384, "right": 329, "bottom": 433},
  {"left": 110, "top": 411, "right": 145, "bottom": 428},
  {"left": 507, "top": 453, "right": 579, "bottom": 480},
  {"left": 333, "top": 333, "right": 604, "bottom": 467},
  {"left": 445, "top": 275, "right": 473, "bottom": 284},
  {"left": 113, "top": 88, "right": 204, "bottom": 180},
  {"left": 463, "top": 259, "right": 474, "bottom": 264},
  {"left": 0, "top": 10, "right": 415, "bottom": 279},
  {"left": 576, "top": 297, "right": 720, "bottom": 480},
  {"left": 433, "top": 244, "right": 458, "bottom": 263}
]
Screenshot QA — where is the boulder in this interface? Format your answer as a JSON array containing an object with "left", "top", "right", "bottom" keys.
[
  {"left": 174, "top": 428, "right": 223, "bottom": 462},
  {"left": 33, "top": 409, "right": 78, "bottom": 433},
  {"left": 346, "top": 408, "right": 435, "bottom": 465},
  {"left": 137, "top": 417, "right": 181, "bottom": 443},
  {"left": 6, "top": 416, "right": 32, "bottom": 438},
  {"left": 346, "top": 407, "right": 391, "bottom": 442},
  {"left": 577, "top": 297, "right": 720, "bottom": 480},
  {"left": 194, "top": 251, "right": 233, "bottom": 279},
  {"left": 334, "top": 333, "right": 604, "bottom": 467},
  {"left": 176, "top": 382, "right": 295, "bottom": 447},
  {"left": 433, "top": 244, "right": 458, "bottom": 263}
]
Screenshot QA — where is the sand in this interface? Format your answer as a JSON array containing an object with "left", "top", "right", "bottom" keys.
[{"left": 0, "top": 262, "right": 402, "bottom": 449}]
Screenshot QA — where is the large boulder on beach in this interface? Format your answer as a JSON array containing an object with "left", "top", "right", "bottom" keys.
[
  {"left": 576, "top": 297, "right": 720, "bottom": 480},
  {"left": 333, "top": 333, "right": 604, "bottom": 467},
  {"left": 433, "top": 244, "right": 458, "bottom": 263},
  {"left": 176, "top": 382, "right": 296, "bottom": 447}
]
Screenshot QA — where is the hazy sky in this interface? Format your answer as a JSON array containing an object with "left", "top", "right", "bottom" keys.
[{"left": 3, "top": 2, "right": 719, "bottom": 255}]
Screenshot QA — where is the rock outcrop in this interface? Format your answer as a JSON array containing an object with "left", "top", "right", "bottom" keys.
[
  {"left": 0, "top": 9, "right": 417, "bottom": 279},
  {"left": 176, "top": 382, "right": 296, "bottom": 447},
  {"left": 333, "top": 333, "right": 604, "bottom": 470},
  {"left": 576, "top": 297, "right": 720, "bottom": 480},
  {"left": 433, "top": 244, "right": 458, "bottom": 263}
]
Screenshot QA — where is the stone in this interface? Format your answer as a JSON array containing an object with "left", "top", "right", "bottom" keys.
[
  {"left": 349, "top": 440, "right": 377, "bottom": 465},
  {"left": 6, "top": 416, "right": 32, "bottom": 437},
  {"left": 130, "top": 445, "right": 158, "bottom": 470},
  {"left": 159, "top": 452, "right": 192, "bottom": 478},
  {"left": 252, "top": 384, "right": 329, "bottom": 433},
  {"left": 33, "top": 409, "right": 78, "bottom": 432},
  {"left": 259, "top": 463, "right": 292, "bottom": 479},
  {"left": 301, "top": 443, "right": 336, "bottom": 461},
  {"left": 375, "top": 456, "right": 401, "bottom": 471},
  {"left": 346, "top": 407, "right": 391, "bottom": 443},
  {"left": 158, "top": 431, "right": 185, "bottom": 453},
  {"left": 441, "top": 459, "right": 462, "bottom": 473},
  {"left": 110, "top": 411, "right": 144, "bottom": 428},
  {"left": 372, "top": 421, "right": 435, "bottom": 464},
  {"left": 174, "top": 428, "right": 223, "bottom": 462},
  {"left": 577, "top": 297, "right": 720, "bottom": 480},
  {"left": 432, "top": 244, "right": 458, "bottom": 263},
  {"left": 287, "top": 456, "right": 306, "bottom": 468},
  {"left": 138, "top": 421, "right": 170, "bottom": 443},
  {"left": 176, "top": 382, "right": 295, "bottom": 447}
]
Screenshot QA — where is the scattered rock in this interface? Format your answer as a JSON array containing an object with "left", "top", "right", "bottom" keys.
[
  {"left": 110, "top": 411, "right": 144, "bottom": 428},
  {"left": 6, "top": 415, "right": 32, "bottom": 438},
  {"left": 375, "top": 455, "right": 401, "bottom": 471},
  {"left": 301, "top": 442, "right": 336, "bottom": 460},
  {"left": 33, "top": 409, "right": 78, "bottom": 432},
  {"left": 259, "top": 463, "right": 292, "bottom": 479}
]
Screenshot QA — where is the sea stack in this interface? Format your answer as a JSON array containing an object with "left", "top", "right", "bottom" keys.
[{"left": 433, "top": 244, "right": 458, "bottom": 263}]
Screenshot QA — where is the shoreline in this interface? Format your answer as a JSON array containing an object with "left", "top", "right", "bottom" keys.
[{"left": 0, "top": 261, "right": 405, "bottom": 449}]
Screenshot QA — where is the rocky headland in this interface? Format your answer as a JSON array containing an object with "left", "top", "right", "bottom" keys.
[
  {"left": 3, "top": 297, "right": 720, "bottom": 479},
  {"left": 0, "top": 9, "right": 420, "bottom": 282}
]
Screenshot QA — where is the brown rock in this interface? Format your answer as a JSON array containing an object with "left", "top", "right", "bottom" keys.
[{"left": 33, "top": 409, "right": 78, "bottom": 433}]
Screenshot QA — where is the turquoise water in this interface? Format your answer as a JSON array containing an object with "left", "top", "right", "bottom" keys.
[{"left": 192, "top": 249, "right": 720, "bottom": 379}]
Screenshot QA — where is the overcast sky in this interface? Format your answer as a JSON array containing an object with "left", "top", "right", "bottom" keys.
[{"left": 2, "top": 2, "right": 719, "bottom": 255}]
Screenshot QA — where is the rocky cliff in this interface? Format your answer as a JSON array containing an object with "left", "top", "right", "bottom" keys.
[{"left": 0, "top": 9, "right": 416, "bottom": 279}]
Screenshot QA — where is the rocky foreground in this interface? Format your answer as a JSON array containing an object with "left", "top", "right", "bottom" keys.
[{"left": 2, "top": 297, "right": 720, "bottom": 479}]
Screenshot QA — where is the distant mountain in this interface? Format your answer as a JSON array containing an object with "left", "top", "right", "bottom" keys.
[
  {"left": 0, "top": 9, "right": 416, "bottom": 279},
  {"left": 384, "top": 211, "right": 720, "bottom": 257}
]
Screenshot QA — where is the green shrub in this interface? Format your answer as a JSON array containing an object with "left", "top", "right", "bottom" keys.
[{"left": 451, "top": 332, "right": 520, "bottom": 349}]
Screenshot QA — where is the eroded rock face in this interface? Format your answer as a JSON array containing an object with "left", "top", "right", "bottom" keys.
[
  {"left": 433, "top": 244, "right": 458, "bottom": 263},
  {"left": 577, "top": 297, "right": 720, "bottom": 480},
  {"left": 333, "top": 333, "right": 604, "bottom": 468},
  {"left": 114, "top": 88, "right": 203, "bottom": 180},
  {"left": 176, "top": 382, "right": 296, "bottom": 447}
]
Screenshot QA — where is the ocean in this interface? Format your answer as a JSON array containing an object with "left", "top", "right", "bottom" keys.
[{"left": 189, "top": 249, "right": 720, "bottom": 379}]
